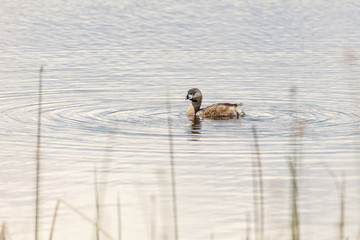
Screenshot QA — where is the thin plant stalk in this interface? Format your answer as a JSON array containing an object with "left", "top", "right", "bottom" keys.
[
  {"left": 252, "top": 125, "right": 264, "bottom": 240},
  {"left": 94, "top": 167, "right": 101, "bottom": 240},
  {"left": 289, "top": 86, "right": 300, "bottom": 240},
  {"left": 0, "top": 223, "right": 5, "bottom": 240},
  {"left": 49, "top": 199, "right": 115, "bottom": 240},
  {"left": 339, "top": 173, "right": 345, "bottom": 240},
  {"left": 246, "top": 213, "right": 251, "bottom": 240},
  {"left": 288, "top": 159, "right": 299, "bottom": 240},
  {"left": 49, "top": 200, "right": 60, "bottom": 240},
  {"left": 323, "top": 164, "right": 346, "bottom": 240},
  {"left": 166, "top": 90, "right": 179, "bottom": 240},
  {"left": 251, "top": 152, "right": 259, "bottom": 240},
  {"left": 35, "top": 66, "right": 44, "bottom": 240},
  {"left": 117, "top": 192, "right": 122, "bottom": 240},
  {"left": 150, "top": 195, "right": 156, "bottom": 240},
  {"left": 0, "top": 222, "right": 12, "bottom": 240}
]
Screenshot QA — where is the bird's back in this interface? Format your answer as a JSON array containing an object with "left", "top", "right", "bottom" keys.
[{"left": 199, "top": 103, "right": 244, "bottom": 120}]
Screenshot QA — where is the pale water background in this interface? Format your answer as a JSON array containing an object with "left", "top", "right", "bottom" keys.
[{"left": 0, "top": 0, "right": 360, "bottom": 239}]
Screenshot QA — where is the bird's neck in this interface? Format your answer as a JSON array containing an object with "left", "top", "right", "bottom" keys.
[
  {"left": 191, "top": 98, "right": 202, "bottom": 113},
  {"left": 186, "top": 99, "right": 201, "bottom": 118}
]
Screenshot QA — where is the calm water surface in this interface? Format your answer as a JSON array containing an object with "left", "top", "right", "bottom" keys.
[{"left": 1, "top": 1, "right": 360, "bottom": 239}]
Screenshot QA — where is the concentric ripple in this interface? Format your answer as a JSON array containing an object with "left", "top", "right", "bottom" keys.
[
  {"left": 0, "top": 90, "right": 176, "bottom": 137},
  {"left": 242, "top": 97, "right": 360, "bottom": 138},
  {"left": 1, "top": 89, "right": 359, "bottom": 139}
]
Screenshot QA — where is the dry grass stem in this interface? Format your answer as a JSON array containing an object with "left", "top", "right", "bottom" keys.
[
  {"left": 245, "top": 213, "right": 251, "bottom": 240},
  {"left": 252, "top": 125, "right": 265, "bottom": 240},
  {"left": 49, "top": 199, "right": 115, "bottom": 240},
  {"left": 94, "top": 167, "right": 101, "bottom": 240},
  {"left": 251, "top": 151, "right": 259, "bottom": 240},
  {"left": 35, "top": 66, "right": 44, "bottom": 240},
  {"left": 289, "top": 86, "right": 300, "bottom": 240},
  {"left": 117, "top": 192, "right": 122, "bottom": 240},
  {"left": 339, "top": 174, "right": 346, "bottom": 240},
  {"left": 0, "top": 222, "right": 13, "bottom": 240},
  {"left": 322, "top": 163, "right": 347, "bottom": 240},
  {"left": 166, "top": 90, "right": 179, "bottom": 240},
  {"left": 150, "top": 195, "right": 156, "bottom": 240}
]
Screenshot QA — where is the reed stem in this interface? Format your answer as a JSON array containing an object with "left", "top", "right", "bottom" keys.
[
  {"left": 251, "top": 151, "right": 259, "bottom": 240},
  {"left": 339, "top": 173, "right": 346, "bottom": 240},
  {"left": 48, "top": 199, "right": 115, "bottom": 240},
  {"left": 94, "top": 167, "right": 101, "bottom": 240},
  {"left": 289, "top": 86, "right": 300, "bottom": 240},
  {"left": 251, "top": 125, "right": 264, "bottom": 240},
  {"left": 245, "top": 213, "right": 251, "bottom": 240},
  {"left": 288, "top": 159, "right": 299, "bottom": 240},
  {"left": 150, "top": 195, "right": 156, "bottom": 240},
  {"left": 35, "top": 66, "right": 43, "bottom": 240},
  {"left": 0, "top": 222, "right": 13, "bottom": 240},
  {"left": 117, "top": 192, "right": 122, "bottom": 240},
  {"left": 323, "top": 164, "right": 346, "bottom": 240},
  {"left": 166, "top": 90, "right": 179, "bottom": 240},
  {"left": 48, "top": 200, "right": 61, "bottom": 240}
]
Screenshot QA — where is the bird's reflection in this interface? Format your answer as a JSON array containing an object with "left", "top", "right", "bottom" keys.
[{"left": 188, "top": 117, "right": 202, "bottom": 141}]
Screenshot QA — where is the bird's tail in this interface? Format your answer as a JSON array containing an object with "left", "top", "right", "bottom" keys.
[{"left": 236, "top": 103, "right": 245, "bottom": 117}]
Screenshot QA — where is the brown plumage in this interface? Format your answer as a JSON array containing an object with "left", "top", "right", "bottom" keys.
[{"left": 186, "top": 88, "right": 245, "bottom": 120}]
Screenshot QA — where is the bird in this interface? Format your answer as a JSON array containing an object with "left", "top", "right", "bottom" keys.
[{"left": 186, "top": 88, "right": 245, "bottom": 120}]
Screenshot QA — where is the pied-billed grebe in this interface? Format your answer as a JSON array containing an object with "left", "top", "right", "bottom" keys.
[{"left": 186, "top": 88, "right": 245, "bottom": 120}]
